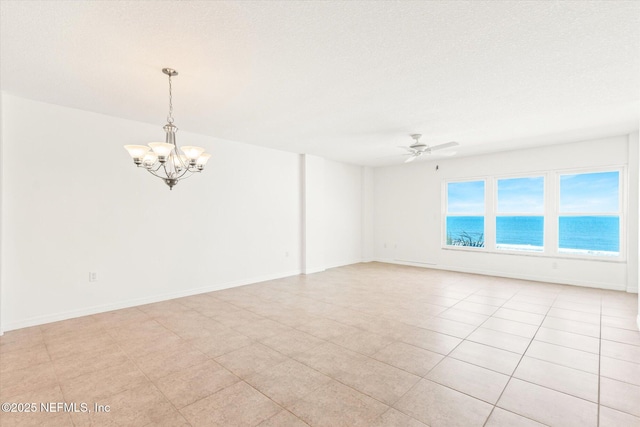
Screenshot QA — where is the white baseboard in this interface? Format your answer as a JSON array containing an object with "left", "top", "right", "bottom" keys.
[
  {"left": 637, "top": 314, "right": 640, "bottom": 331},
  {"left": 302, "top": 267, "right": 326, "bottom": 275},
  {"left": 303, "top": 257, "right": 369, "bottom": 274},
  {"left": 324, "top": 259, "right": 366, "bottom": 270},
  {"left": 1, "top": 269, "right": 301, "bottom": 333},
  {"left": 3, "top": 260, "right": 635, "bottom": 333},
  {"left": 374, "top": 258, "right": 627, "bottom": 291}
]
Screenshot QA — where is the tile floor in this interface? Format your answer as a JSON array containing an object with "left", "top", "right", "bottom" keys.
[{"left": 1, "top": 262, "right": 639, "bottom": 426}]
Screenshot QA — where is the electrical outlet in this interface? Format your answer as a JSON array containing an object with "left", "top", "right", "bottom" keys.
[
  {"left": 89, "top": 272, "right": 98, "bottom": 282},
  {"left": 552, "top": 262, "right": 558, "bottom": 270}
]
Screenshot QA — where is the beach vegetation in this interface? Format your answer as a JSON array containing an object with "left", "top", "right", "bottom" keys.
[{"left": 446, "top": 231, "right": 484, "bottom": 247}]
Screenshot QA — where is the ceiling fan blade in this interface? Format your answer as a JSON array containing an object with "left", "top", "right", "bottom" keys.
[
  {"left": 404, "top": 156, "right": 417, "bottom": 163},
  {"left": 429, "top": 141, "right": 459, "bottom": 151},
  {"left": 398, "top": 146, "right": 416, "bottom": 153}
]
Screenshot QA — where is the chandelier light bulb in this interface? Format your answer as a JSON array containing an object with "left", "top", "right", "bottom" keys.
[
  {"left": 172, "top": 154, "right": 188, "bottom": 170},
  {"left": 148, "top": 142, "right": 175, "bottom": 161},
  {"left": 196, "top": 153, "right": 212, "bottom": 168},
  {"left": 124, "top": 145, "right": 151, "bottom": 162},
  {"left": 123, "top": 68, "right": 211, "bottom": 190},
  {"left": 142, "top": 151, "right": 158, "bottom": 168},
  {"left": 181, "top": 146, "right": 206, "bottom": 160}
]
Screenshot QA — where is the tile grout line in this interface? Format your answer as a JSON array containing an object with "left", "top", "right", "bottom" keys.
[
  {"left": 260, "top": 283, "right": 499, "bottom": 423},
  {"left": 141, "top": 315, "right": 310, "bottom": 426},
  {"left": 208, "top": 282, "right": 486, "bottom": 383},
  {"left": 597, "top": 298, "right": 603, "bottom": 427},
  {"left": 413, "top": 282, "right": 608, "bottom": 425},
  {"left": 106, "top": 319, "right": 195, "bottom": 427},
  {"left": 145, "top": 296, "right": 405, "bottom": 426},
  {"left": 40, "top": 325, "right": 78, "bottom": 427},
  {"left": 388, "top": 285, "right": 535, "bottom": 424},
  {"left": 184, "top": 326, "right": 399, "bottom": 427},
  {"left": 42, "top": 319, "right": 123, "bottom": 427},
  {"left": 157, "top": 319, "right": 299, "bottom": 425},
  {"left": 481, "top": 287, "right": 561, "bottom": 427},
  {"left": 4, "top": 267, "right": 637, "bottom": 426}
]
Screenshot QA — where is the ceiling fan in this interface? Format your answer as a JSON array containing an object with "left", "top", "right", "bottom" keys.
[{"left": 399, "top": 134, "right": 459, "bottom": 163}]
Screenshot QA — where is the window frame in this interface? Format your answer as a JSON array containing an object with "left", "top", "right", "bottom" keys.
[
  {"left": 555, "top": 167, "right": 625, "bottom": 260},
  {"left": 443, "top": 178, "right": 487, "bottom": 250},
  {"left": 441, "top": 166, "right": 626, "bottom": 262},
  {"left": 494, "top": 175, "right": 546, "bottom": 253}
]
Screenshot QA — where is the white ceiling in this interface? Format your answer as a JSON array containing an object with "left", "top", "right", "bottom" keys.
[{"left": 1, "top": 1, "right": 638, "bottom": 166}]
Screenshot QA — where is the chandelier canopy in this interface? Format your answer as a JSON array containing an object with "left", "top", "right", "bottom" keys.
[{"left": 124, "top": 68, "right": 211, "bottom": 190}]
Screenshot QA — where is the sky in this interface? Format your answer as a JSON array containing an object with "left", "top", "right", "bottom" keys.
[
  {"left": 447, "top": 181, "right": 485, "bottom": 214},
  {"left": 560, "top": 171, "right": 619, "bottom": 213},
  {"left": 448, "top": 171, "right": 619, "bottom": 214},
  {"left": 497, "top": 177, "right": 544, "bottom": 213}
]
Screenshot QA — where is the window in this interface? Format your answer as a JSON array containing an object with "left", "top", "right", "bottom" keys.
[
  {"left": 446, "top": 180, "right": 485, "bottom": 247},
  {"left": 558, "top": 171, "right": 620, "bottom": 256},
  {"left": 496, "top": 177, "right": 544, "bottom": 252},
  {"left": 443, "top": 168, "right": 623, "bottom": 259}
]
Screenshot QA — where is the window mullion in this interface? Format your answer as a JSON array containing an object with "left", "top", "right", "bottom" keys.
[
  {"left": 547, "top": 171, "right": 558, "bottom": 257},
  {"left": 485, "top": 178, "right": 496, "bottom": 251}
]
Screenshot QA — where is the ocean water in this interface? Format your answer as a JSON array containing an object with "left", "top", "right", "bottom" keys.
[
  {"left": 559, "top": 216, "right": 619, "bottom": 253},
  {"left": 446, "top": 216, "right": 484, "bottom": 246},
  {"left": 497, "top": 216, "right": 544, "bottom": 248},
  {"left": 446, "top": 216, "right": 619, "bottom": 253}
]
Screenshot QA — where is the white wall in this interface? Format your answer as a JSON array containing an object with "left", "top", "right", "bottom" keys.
[
  {"left": 301, "top": 154, "right": 325, "bottom": 274},
  {"left": 361, "top": 166, "right": 375, "bottom": 262},
  {"left": 0, "top": 94, "right": 305, "bottom": 331},
  {"left": 4, "top": 92, "right": 632, "bottom": 331},
  {"left": 629, "top": 132, "right": 639, "bottom": 295},
  {"left": 0, "top": 94, "right": 372, "bottom": 332},
  {"left": 632, "top": 131, "right": 640, "bottom": 329},
  {"left": 374, "top": 135, "right": 639, "bottom": 292},
  {"left": 301, "top": 156, "right": 369, "bottom": 272},
  {"left": 324, "top": 159, "right": 364, "bottom": 268},
  {"left": 0, "top": 91, "right": 4, "bottom": 334}
]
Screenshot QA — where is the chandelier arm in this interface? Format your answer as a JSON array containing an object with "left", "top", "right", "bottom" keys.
[
  {"left": 143, "top": 158, "right": 196, "bottom": 181},
  {"left": 176, "top": 171, "right": 198, "bottom": 181},
  {"left": 147, "top": 163, "right": 164, "bottom": 173},
  {"left": 175, "top": 151, "right": 190, "bottom": 171},
  {"left": 165, "top": 160, "right": 182, "bottom": 179},
  {"left": 173, "top": 166, "right": 194, "bottom": 180},
  {"left": 147, "top": 162, "right": 176, "bottom": 179},
  {"left": 145, "top": 168, "right": 168, "bottom": 179},
  {"left": 125, "top": 68, "right": 207, "bottom": 190},
  {"left": 157, "top": 160, "right": 170, "bottom": 179},
  {"left": 142, "top": 162, "right": 201, "bottom": 185}
]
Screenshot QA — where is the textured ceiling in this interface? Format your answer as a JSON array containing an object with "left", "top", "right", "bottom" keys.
[{"left": 1, "top": 1, "right": 639, "bottom": 166}]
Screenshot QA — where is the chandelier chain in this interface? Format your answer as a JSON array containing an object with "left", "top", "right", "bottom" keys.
[
  {"left": 124, "top": 68, "right": 211, "bottom": 190},
  {"left": 167, "top": 74, "right": 174, "bottom": 124}
]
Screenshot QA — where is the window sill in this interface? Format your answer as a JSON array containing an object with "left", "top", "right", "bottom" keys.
[{"left": 442, "top": 245, "right": 626, "bottom": 263}]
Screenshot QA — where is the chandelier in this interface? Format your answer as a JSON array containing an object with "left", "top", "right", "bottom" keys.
[{"left": 124, "top": 68, "right": 211, "bottom": 190}]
